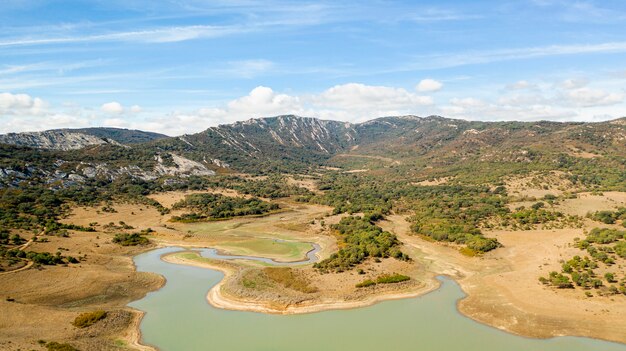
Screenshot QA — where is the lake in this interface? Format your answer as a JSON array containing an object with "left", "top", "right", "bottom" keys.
[{"left": 129, "top": 247, "right": 626, "bottom": 351}]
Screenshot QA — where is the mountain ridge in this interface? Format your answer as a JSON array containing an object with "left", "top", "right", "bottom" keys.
[{"left": 0, "top": 114, "right": 624, "bottom": 185}]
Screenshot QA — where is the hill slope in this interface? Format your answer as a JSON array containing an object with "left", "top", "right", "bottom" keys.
[{"left": 0, "top": 114, "right": 624, "bottom": 184}]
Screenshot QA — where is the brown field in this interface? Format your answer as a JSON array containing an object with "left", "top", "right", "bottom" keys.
[
  {"left": 0, "top": 229, "right": 163, "bottom": 350},
  {"left": 504, "top": 171, "right": 578, "bottom": 198},
  {"left": 380, "top": 214, "right": 626, "bottom": 344},
  {"left": 2, "top": 188, "right": 626, "bottom": 350}
]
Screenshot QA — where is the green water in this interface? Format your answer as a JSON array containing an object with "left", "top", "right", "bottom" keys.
[{"left": 129, "top": 247, "right": 626, "bottom": 351}]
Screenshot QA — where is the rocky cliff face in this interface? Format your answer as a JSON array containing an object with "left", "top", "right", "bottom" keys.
[
  {"left": 0, "top": 130, "right": 121, "bottom": 150},
  {"left": 0, "top": 151, "right": 215, "bottom": 188}
]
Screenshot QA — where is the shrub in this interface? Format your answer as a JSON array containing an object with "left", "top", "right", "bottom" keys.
[
  {"left": 46, "top": 341, "right": 80, "bottom": 351},
  {"left": 376, "top": 273, "right": 410, "bottom": 284},
  {"left": 314, "top": 216, "right": 407, "bottom": 272},
  {"left": 112, "top": 233, "right": 149, "bottom": 246},
  {"left": 355, "top": 279, "right": 376, "bottom": 288},
  {"left": 548, "top": 271, "right": 573, "bottom": 288},
  {"left": 72, "top": 310, "right": 107, "bottom": 328}
]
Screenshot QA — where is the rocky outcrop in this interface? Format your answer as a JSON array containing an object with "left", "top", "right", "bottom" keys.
[{"left": 0, "top": 130, "right": 121, "bottom": 150}]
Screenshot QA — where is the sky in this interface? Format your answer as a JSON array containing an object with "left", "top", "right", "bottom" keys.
[{"left": 1, "top": 0, "right": 625, "bottom": 136}]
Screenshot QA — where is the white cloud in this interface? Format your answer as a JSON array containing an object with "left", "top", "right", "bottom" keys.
[
  {"left": 416, "top": 79, "right": 443, "bottom": 92},
  {"left": 403, "top": 41, "right": 626, "bottom": 71},
  {"left": 225, "top": 59, "right": 274, "bottom": 78},
  {"left": 450, "top": 97, "right": 484, "bottom": 107},
  {"left": 0, "top": 25, "right": 247, "bottom": 48},
  {"left": 130, "top": 105, "right": 142, "bottom": 113},
  {"left": 563, "top": 87, "right": 623, "bottom": 107},
  {"left": 227, "top": 86, "right": 303, "bottom": 115},
  {"left": 506, "top": 80, "right": 534, "bottom": 90},
  {"left": 1, "top": 79, "right": 624, "bottom": 135},
  {"left": 560, "top": 78, "right": 588, "bottom": 90},
  {"left": 101, "top": 101, "right": 124, "bottom": 114},
  {"left": 316, "top": 83, "right": 433, "bottom": 109},
  {"left": 497, "top": 93, "right": 549, "bottom": 106},
  {"left": 0, "top": 92, "right": 47, "bottom": 115}
]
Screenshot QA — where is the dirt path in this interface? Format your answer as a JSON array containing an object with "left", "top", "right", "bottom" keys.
[{"left": 0, "top": 261, "right": 33, "bottom": 276}]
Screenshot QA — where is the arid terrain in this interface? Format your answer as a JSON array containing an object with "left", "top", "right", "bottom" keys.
[{"left": 1, "top": 182, "right": 625, "bottom": 350}]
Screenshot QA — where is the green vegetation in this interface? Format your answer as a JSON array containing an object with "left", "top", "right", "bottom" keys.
[
  {"left": 171, "top": 193, "right": 279, "bottom": 221},
  {"left": 45, "top": 341, "right": 80, "bottom": 351},
  {"left": 376, "top": 273, "right": 411, "bottom": 284},
  {"left": 314, "top": 216, "right": 408, "bottom": 272},
  {"left": 355, "top": 279, "right": 376, "bottom": 288},
  {"left": 112, "top": 232, "right": 150, "bottom": 246},
  {"left": 541, "top": 228, "right": 626, "bottom": 296},
  {"left": 72, "top": 310, "right": 107, "bottom": 328},
  {"left": 501, "top": 205, "right": 583, "bottom": 230},
  {"left": 356, "top": 274, "right": 411, "bottom": 288},
  {"left": 588, "top": 208, "right": 626, "bottom": 225},
  {"left": 262, "top": 267, "right": 317, "bottom": 293},
  {"left": 312, "top": 173, "right": 505, "bottom": 253},
  {"left": 540, "top": 271, "right": 573, "bottom": 289}
]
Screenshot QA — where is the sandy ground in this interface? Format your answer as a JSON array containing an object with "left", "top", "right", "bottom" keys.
[
  {"left": 379, "top": 215, "right": 626, "bottom": 344},
  {"left": 0, "top": 229, "right": 163, "bottom": 350},
  {"left": 163, "top": 251, "right": 436, "bottom": 315},
  {"left": 505, "top": 171, "right": 578, "bottom": 198},
  {"left": 4, "top": 189, "right": 626, "bottom": 349}
]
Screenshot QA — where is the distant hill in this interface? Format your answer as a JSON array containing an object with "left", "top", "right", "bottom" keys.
[
  {"left": 154, "top": 115, "right": 356, "bottom": 172},
  {"left": 0, "top": 127, "right": 168, "bottom": 151},
  {"left": 148, "top": 114, "right": 626, "bottom": 172},
  {"left": 0, "top": 115, "right": 624, "bottom": 185},
  {"left": 58, "top": 127, "right": 168, "bottom": 144},
  {"left": 0, "top": 130, "right": 121, "bottom": 151}
]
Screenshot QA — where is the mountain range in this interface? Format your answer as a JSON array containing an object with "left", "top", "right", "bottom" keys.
[{"left": 1, "top": 115, "right": 625, "bottom": 186}]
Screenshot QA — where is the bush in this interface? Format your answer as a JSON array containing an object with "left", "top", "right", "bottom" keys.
[
  {"left": 376, "top": 273, "right": 410, "bottom": 284},
  {"left": 72, "top": 310, "right": 107, "bottom": 328},
  {"left": 355, "top": 279, "right": 376, "bottom": 288},
  {"left": 548, "top": 271, "right": 573, "bottom": 288},
  {"left": 313, "top": 216, "right": 407, "bottom": 272},
  {"left": 46, "top": 341, "right": 80, "bottom": 351},
  {"left": 112, "top": 233, "right": 149, "bottom": 246}
]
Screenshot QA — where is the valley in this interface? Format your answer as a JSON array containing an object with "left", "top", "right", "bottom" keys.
[{"left": 0, "top": 115, "right": 625, "bottom": 350}]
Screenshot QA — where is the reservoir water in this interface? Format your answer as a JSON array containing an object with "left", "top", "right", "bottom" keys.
[
  {"left": 198, "top": 241, "right": 321, "bottom": 266},
  {"left": 129, "top": 247, "right": 626, "bottom": 351}
]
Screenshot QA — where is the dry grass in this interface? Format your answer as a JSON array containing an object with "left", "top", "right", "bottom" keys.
[
  {"left": 263, "top": 267, "right": 318, "bottom": 293},
  {"left": 72, "top": 310, "right": 107, "bottom": 328}
]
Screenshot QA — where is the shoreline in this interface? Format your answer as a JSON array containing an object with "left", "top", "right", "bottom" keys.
[
  {"left": 126, "top": 246, "right": 626, "bottom": 349},
  {"left": 162, "top": 252, "right": 440, "bottom": 315},
  {"left": 124, "top": 310, "right": 158, "bottom": 351},
  {"left": 173, "top": 249, "right": 626, "bottom": 344}
]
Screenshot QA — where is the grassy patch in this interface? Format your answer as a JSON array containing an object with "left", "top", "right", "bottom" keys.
[
  {"left": 220, "top": 239, "right": 311, "bottom": 260},
  {"left": 45, "top": 341, "right": 80, "bottom": 351},
  {"left": 72, "top": 310, "right": 107, "bottom": 328},
  {"left": 112, "top": 232, "right": 149, "bottom": 246},
  {"left": 355, "top": 279, "right": 376, "bottom": 288},
  {"left": 263, "top": 267, "right": 317, "bottom": 293},
  {"left": 356, "top": 273, "right": 411, "bottom": 288},
  {"left": 376, "top": 273, "right": 411, "bottom": 284},
  {"left": 459, "top": 247, "right": 478, "bottom": 257}
]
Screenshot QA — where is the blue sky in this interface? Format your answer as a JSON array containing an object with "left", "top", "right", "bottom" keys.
[{"left": 1, "top": 0, "right": 625, "bottom": 135}]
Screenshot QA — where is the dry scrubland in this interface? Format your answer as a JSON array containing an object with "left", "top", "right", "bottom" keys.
[
  {"left": 1, "top": 181, "right": 626, "bottom": 349},
  {"left": 0, "top": 224, "right": 163, "bottom": 350}
]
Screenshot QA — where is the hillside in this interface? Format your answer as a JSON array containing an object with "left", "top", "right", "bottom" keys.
[
  {"left": 59, "top": 127, "right": 168, "bottom": 144},
  {"left": 0, "top": 114, "right": 624, "bottom": 185},
  {"left": 0, "top": 127, "right": 167, "bottom": 151},
  {"left": 0, "top": 130, "right": 121, "bottom": 151}
]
